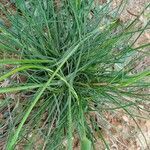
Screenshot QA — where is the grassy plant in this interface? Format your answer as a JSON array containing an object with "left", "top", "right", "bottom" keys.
[{"left": 0, "top": 0, "right": 150, "bottom": 149}]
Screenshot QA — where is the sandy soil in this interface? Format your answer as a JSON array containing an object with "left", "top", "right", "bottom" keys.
[{"left": 95, "top": 1, "right": 150, "bottom": 150}]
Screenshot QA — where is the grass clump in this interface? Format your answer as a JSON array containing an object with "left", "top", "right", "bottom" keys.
[{"left": 0, "top": 0, "right": 150, "bottom": 149}]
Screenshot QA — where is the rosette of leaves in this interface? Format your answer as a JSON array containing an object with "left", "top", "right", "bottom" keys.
[{"left": 0, "top": 0, "right": 150, "bottom": 149}]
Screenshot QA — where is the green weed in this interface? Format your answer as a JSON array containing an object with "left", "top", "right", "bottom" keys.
[{"left": 0, "top": 0, "right": 150, "bottom": 149}]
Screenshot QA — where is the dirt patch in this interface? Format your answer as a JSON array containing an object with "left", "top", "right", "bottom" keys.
[{"left": 95, "top": 1, "right": 150, "bottom": 150}]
